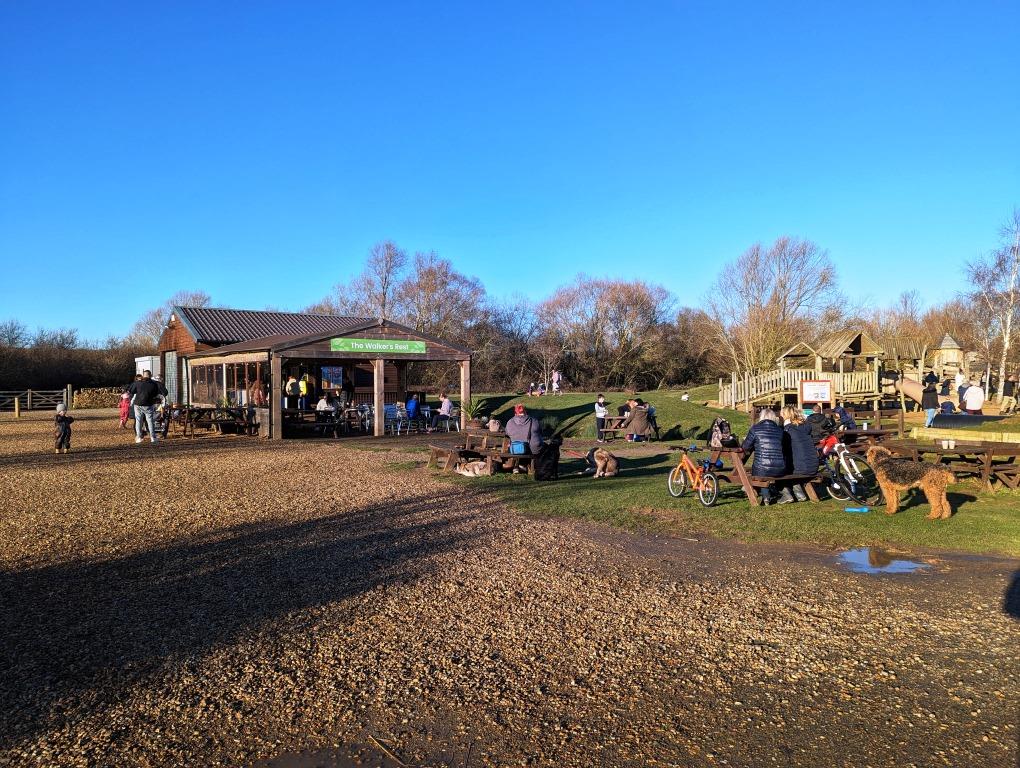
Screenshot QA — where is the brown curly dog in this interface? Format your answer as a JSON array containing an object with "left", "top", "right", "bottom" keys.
[{"left": 865, "top": 445, "right": 955, "bottom": 520}]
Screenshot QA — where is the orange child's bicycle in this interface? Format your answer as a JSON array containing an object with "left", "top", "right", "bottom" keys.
[{"left": 666, "top": 445, "right": 720, "bottom": 506}]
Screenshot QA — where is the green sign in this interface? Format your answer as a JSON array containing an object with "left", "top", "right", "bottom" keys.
[{"left": 330, "top": 337, "right": 427, "bottom": 354}]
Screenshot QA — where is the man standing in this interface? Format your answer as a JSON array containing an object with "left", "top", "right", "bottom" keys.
[
  {"left": 128, "top": 370, "right": 162, "bottom": 444},
  {"left": 1000, "top": 374, "right": 1018, "bottom": 415},
  {"left": 962, "top": 380, "right": 985, "bottom": 415}
]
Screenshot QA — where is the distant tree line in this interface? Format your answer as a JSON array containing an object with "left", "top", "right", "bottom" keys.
[{"left": 4, "top": 209, "right": 1016, "bottom": 397}]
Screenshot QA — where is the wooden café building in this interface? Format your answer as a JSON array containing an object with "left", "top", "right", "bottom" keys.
[{"left": 157, "top": 306, "right": 471, "bottom": 439}]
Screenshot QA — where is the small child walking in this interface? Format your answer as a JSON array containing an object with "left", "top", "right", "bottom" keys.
[
  {"left": 594, "top": 394, "right": 608, "bottom": 442},
  {"left": 118, "top": 391, "right": 131, "bottom": 428},
  {"left": 54, "top": 402, "right": 74, "bottom": 454}
]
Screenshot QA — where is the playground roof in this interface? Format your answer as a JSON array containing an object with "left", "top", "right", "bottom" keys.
[
  {"left": 775, "top": 341, "right": 819, "bottom": 362},
  {"left": 812, "top": 330, "right": 884, "bottom": 361},
  {"left": 937, "top": 333, "right": 962, "bottom": 350},
  {"left": 881, "top": 338, "right": 927, "bottom": 361}
]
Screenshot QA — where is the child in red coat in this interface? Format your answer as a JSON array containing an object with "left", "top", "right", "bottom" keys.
[{"left": 118, "top": 391, "right": 131, "bottom": 428}]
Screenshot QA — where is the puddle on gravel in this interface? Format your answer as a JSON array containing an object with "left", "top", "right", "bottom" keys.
[{"left": 837, "top": 547, "right": 931, "bottom": 574}]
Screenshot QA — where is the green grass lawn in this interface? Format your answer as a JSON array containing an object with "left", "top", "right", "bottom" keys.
[{"left": 452, "top": 388, "right": 1020, "bottom": 557}]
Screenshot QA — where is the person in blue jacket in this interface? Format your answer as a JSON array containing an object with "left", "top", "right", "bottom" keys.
[
  {"left": 741, "top": 408, "right": 790, "bottom": 504},
  {"left": 780, "top": 406, "right": 818, "bottom": 503}
]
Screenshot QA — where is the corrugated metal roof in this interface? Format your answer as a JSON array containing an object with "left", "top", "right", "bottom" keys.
[{"left": 174, "top": 306, "right": 374, "bottom": 345}]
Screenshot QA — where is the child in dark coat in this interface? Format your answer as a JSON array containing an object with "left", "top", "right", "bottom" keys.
[{"left": 54, "top": 402, "right": 74, "bottom": 454}]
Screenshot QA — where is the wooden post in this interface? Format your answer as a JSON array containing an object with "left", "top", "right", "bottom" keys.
[
  {"left": 13, "top": 395, "right": 20, "bottom": 419},
  {"left": 27, "top": 389, "right": 33, "bottom": 410},
  {"left": 397, "top": 362, "right": 408, "bottom": 400},
  {"left": 743, "top": 371, "right": 750, "bottom": 413},
  {"left": 373, "top": 358, "right": 385, "bottom": 437},
  {"left": 270, "top": 354, "right": 283, "bottom": 440},
  {"left": 731, "top": 372, "right": 737, "bottom": 409},
  {"left": 459, "top": 358, "right": 471, "bottom": 430},
  {"left": 66, "top": 384, "right": 73, "bottom": 408}
]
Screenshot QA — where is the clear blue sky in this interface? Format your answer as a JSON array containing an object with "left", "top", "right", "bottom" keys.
[{"left": 1, "top": 2, "right": 1017, "bottom": 342}]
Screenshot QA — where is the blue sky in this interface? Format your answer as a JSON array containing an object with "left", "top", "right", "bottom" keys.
[{"left": 1, "top": 2, "right": 1017, "bottom": 341}]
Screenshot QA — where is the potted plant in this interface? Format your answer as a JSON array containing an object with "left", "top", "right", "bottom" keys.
[{"left": 461, "top": 397, "right": 484, "bottom": 430}]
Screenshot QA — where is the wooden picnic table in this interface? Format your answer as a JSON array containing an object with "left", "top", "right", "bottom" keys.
[
  {"left": 839, "top": 428, "right": 897, "bottom": 452},
  {"left": 699, "top": 445, "right": 823, "bottom": 506},
  {"left": 883, "top": 439, "right": 1020, "bottom": 489},
  {"left": 179, "top": 406, "right": 254, "bottom": 437}
]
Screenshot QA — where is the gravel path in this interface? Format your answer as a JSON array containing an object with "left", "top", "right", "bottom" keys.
[{"left": 1, "top": 414, "right": 1017, "bottom": 766}]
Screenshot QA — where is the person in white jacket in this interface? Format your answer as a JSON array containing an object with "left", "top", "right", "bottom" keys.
[{"left": 594, "top": 394, "right": 609, "bottom": 443}]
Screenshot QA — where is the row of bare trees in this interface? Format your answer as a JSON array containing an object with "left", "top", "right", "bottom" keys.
[{"left": 5, "top": 210, "right": 1016, "bottom": 395}]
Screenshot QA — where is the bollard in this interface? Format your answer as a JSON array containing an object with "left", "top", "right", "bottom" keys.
[{"left": 14, "top": 397, "right": 20, "bottom": 419}]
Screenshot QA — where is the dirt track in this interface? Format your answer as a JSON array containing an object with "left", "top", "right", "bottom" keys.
[{"left": 1, "top": 412, "right": 1017, "bottom": 767}]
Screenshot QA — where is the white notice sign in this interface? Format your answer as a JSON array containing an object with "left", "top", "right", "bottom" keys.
[{"left": 800, "top": 379, "right": 833, "bottom": 404}]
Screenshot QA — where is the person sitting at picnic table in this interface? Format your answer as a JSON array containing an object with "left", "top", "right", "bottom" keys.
[
  {"left": 316, "top": 393, "right": 335, "bottom": 413},
  {"left": 921, "top": 379, "right": 940, "bottom": 427},
  {"left": 806, "top": 403, "right": 835, "bottom": 441},
  {"left": 962, "top": 380, "right": 985, "bottom": 415},
  {"left": 406, "top": 393, "right": 420, "bottom": 423},
  {"left": 505, "top": 403, "right": 543, "bottom": 455},
  {"left": 832, "top": 404, "right": 857, "bottom": 430},
  {"left": 940, "top": 399, "right": 957, "bottom": 415},
  {"left": 779, "top": 406, "right": 815, "bottom": 502},
  {"left": 619, "top": 398, "right": 652, "bottom": 442},
  {"left": 428, "top": 392, "right": 454, "bottom": 431},
  {"left": 741, "top": 408, "right": 790, "bottom": 505}
]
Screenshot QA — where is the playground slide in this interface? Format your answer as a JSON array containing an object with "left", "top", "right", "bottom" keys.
[{"left": 893, "top": 377, "right": 925, "bottom": 405}]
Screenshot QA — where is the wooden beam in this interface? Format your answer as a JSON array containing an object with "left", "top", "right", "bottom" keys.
[
  {"left": 373, "top": 358, "right": 385, "bottom": 437},
  {"left": 459, "top": 358, "right": 471, "bottom": 430},
  {"left": 270, "top": 354, "right": 283, "bottom": 440}
]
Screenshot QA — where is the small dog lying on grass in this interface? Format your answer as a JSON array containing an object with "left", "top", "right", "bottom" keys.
[
  {"left": 455, "top": 460, "right": 492, "bottom": 477},
  {"left": 865, "top": 445, "right": 955, "bottom": 520}
]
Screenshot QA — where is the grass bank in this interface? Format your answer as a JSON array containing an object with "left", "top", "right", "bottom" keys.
[{"left": 457, "top": 388, "right": 1020, "bottom": 557}]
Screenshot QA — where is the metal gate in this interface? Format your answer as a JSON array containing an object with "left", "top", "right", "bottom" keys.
[{"left": 164, "top": 352, "right": 179, "bottom": 404}]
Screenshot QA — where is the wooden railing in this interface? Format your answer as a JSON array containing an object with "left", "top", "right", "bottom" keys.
[
  {"left": 719, "top": 369, "right": 879, "bottom": 408},
  {"left": 0, "top": 389, "right": 69, "bottom": 411}
]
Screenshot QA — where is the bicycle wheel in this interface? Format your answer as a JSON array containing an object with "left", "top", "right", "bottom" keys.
[
  {"left": 667, "top": 464, "right": 688, "bottom": 497},
  {"left": 839, "top": 455, "right": 883, "bottom": 505},
  {"left": 698, "top": 472, "right": 719, "bottom": 506},
  {"left": 823, "top": 457, "right": 852, "bottom": 501}
]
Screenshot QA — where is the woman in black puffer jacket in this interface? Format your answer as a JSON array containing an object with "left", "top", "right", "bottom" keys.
[
  {"left": 781, "top": 405, "right": 819, "bottom": 502},
  {"left": 740, "top": 409, "right": 789, "bottom": 503}
]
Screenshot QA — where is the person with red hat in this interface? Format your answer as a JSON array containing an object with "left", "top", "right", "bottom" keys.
[{"left": 505, "top": 403, "right": 543, "bottom": 455}]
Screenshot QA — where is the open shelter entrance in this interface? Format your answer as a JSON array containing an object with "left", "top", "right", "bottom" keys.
[{"left": 183, "top": 319, "right": 471, "bottom": 438}]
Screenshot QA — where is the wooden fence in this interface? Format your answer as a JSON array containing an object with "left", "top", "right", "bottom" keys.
[
  {"left": 0, "top": 388, "right": 70, "bottom": 411},
  {"left": 719, "top": 369, "right": 880, "bottom": 409}
]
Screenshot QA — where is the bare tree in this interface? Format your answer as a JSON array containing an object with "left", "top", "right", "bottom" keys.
[
  {"left": 967, "top": 209, "right": 1020, "bottom": 399},
  {"left": 310, "top": 240, "right": 408, "bottom": 320},
  {"left": 0, "top": 319, "right": 28, "bottom": 348},
  {"left": 395, "top": 251, "right": 484, "bottom": 338},
  {"left": 707, "top": 237, "right": 841, "bottom": 373},
  {"left": 128, "top": 290, "right": 212, "bottom": 349}
]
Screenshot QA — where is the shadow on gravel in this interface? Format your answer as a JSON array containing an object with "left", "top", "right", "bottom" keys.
[
  {"left": 1005, "top": 570, "right": 1020, "bottom": 620},
  {"left": 0, "top": 494, "right": 478, "bottom": 749}
]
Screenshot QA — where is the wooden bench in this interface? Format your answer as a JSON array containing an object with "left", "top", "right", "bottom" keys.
[{"left": 709, "top": 446, "right": 824, "bottom": 506}]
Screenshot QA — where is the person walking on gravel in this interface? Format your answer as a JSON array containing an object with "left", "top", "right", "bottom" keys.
[
  {"left": 128, "top": 370, "right": 162, "bottom": 444},
  {"left": 54, "top": 402, "right": 74, "bottom": 454}
]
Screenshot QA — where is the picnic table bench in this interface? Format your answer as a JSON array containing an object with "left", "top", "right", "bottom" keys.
[
  {"left": 884, "top": 439, "right": 1020, "bottom": 490},
  {"left": 427, "top": 432, "right": 535, "bottom": 475},
  {"left": 839, "top": 428, "right": 897, "bottom": 452},
  {"left": 703, "top": 445, "right": 824, "bottom": 506}
]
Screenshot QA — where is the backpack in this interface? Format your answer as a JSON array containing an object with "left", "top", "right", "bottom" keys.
[
  {"left": 710, "top": 417, "right": 738, "bottom": 448},
  {"left": 534, "top": 438, "right": 561, "bottom": 481}
]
